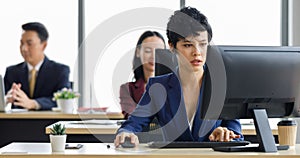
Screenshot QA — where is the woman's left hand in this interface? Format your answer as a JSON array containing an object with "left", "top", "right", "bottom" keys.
[{"left": 209, "top": 127, "right": 240, "bottom": 142}]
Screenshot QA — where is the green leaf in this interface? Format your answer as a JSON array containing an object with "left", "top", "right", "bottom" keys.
[{"left": 50, "top": 123, "right": 66, "bottom": 135}]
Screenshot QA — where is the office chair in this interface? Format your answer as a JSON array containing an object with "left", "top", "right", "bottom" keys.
[{"left": 69, "top": 81, "right": 73, "bottom": 89}]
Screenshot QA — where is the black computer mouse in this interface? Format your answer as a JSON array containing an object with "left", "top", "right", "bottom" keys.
[{"left": 121, "top": 137, "right": 135, "bottom": 148}]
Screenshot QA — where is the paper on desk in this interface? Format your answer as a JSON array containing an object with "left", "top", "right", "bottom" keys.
[{"left": 68, "top": 119, "right": 119, "bottom": 125}]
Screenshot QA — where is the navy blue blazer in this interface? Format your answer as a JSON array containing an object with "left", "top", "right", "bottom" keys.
[
  {"left": 117, "top": 72, "right": 244, "bottom": 142},
  {"left": 4, "top": 57, "right": 70, "bottom": 110}
]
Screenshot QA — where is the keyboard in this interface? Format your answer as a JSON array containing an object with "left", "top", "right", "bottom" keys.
[{"left": 148, "top": 141, "right": 251, "bottom": 148}]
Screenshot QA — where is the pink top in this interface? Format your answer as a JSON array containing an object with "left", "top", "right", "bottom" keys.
[{"left": 119, "top": 78, "right": 145, "bottom": 119}]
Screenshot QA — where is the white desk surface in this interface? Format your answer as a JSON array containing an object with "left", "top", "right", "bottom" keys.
[
  {"left": 45, "top": 120, "right": 121, "bottom": 134},
  {"left": 0, "top": 142, "right": 299, "bottom": 158}
]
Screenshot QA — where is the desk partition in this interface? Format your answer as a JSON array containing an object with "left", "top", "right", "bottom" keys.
[
  {"left": 0, "top": 111, "right": 282, "bottom": 148},
  {"left": 0, "top": 111, "right": 124, "bottom": 147}
]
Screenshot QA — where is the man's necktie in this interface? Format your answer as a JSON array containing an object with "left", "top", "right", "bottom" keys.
[{"left": 29, "top": 68, "right": 36, "bottom": 98}]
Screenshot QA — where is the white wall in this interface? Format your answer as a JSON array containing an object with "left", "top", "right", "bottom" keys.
[
  {"left": 0, "top": 0, "right": 78, "bottom": 81},
  {"left": 289, "top": 0, "right": 300, "bottom": 46},
  {"left": 84, "top": 1, "right": 179, "bottom": 111}
]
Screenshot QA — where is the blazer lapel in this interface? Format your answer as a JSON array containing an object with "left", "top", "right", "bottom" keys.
[
  {"left": 34, "top": 57, "right": 48, "bottom": 97},
  {"left": 20, "top": 63, "right": 30, "bottom": 96},
  {"left": 192, "top": 71, "right": 217, "bottom": 141},
  {"left": 167, "top": 74, "right": 181, "bottom": 118},
  {"left": 167, "top": 73, "right": 193, "bottom": 140},
  {"left": 191, "top": 102, "right": 203, "bottom": 140}
]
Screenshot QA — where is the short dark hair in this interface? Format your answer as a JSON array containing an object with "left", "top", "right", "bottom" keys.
[
  {"left": 22, "top": 22, "right": 49, "bottom": 42},
  {"left": 133, "top": 31, "right": 166, "bottom": 81},
  {"left": 167, "top": 6, "right": 212, "bottom": 48}
]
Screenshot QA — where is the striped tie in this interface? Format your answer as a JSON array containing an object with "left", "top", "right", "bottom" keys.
[{"left": 29, "top": 68, "right": 36, "bottom": 98}]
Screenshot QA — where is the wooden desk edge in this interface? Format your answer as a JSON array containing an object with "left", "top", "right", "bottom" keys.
[
  {"left": 45, "top": 127, "right": 118, "bottom": 135},
  {"left": 242, "top": 129, "right": 278, "bottom": 135},
  {"left": 1, "top": 143, "right": 299, "bottom": 158},
  {"left": 0, "top": 112, "right": 124, "bottom": 119}
]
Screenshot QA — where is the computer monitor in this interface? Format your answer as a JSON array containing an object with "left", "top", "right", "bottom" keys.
[
  {"left": 155, "top": 49, "right": 178, "bottom": 76},
  {"left": 202, "top": 45, "right": 300, "bottom": 152}
]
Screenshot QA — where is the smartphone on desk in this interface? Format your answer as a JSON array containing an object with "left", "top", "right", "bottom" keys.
[{"left": 65, "top": 144, "right": 83, "bottom": 149}]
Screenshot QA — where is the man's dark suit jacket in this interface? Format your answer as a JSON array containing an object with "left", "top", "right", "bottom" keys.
[{"left": 4, "top": 56, "right": 70, "bottom": 110}]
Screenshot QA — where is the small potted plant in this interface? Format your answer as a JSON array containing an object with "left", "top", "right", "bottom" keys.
[
  {"left": 53, "top": 88, "right": 80, "bottom": 113},
  {"left": 49, "top": 123, "right": 67, "bottom": 152}
]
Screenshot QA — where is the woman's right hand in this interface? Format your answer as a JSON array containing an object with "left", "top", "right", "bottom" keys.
[{"left": 114, "top": 132, "right": 139, "bottom": 147}]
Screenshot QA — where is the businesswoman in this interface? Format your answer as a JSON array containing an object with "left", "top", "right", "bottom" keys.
[
  {"left": 119, "top": 31, "right": 166, "bottom": 119},
  {"left": 115, "top": 7, "right": 243, "bottom": 147}
]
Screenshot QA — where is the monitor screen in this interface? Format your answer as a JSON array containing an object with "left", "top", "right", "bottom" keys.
[{"left": 202, "top": 45, "right": 300, "bottom": 120}]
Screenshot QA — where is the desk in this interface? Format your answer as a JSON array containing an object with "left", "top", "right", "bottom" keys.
[
  {"left": 240, "top": 118, "right": 279, "bottom": 143},
  {"left": 45, "top": 119, "right": 279, "bottom": 143},
  {"left": 240, "top": 118, "right": 279, "bottom": 135},
  {"left": 0, "top": 142, "right": 299, "bottom": 158},
  {"left": 46, "top": 119, "right": 278, "bottom": 136},
  {"left": 46, "top": 119, "right": 279, "bottom": 135},
  {"left": 45, "top": 120, "right": 121, "bottom": 135},
  {"left": 45, "top": 120, "right": 122, "bottom": 143},
  {"left": 0, "top": 111, "right": 123, "bottom": 147}
]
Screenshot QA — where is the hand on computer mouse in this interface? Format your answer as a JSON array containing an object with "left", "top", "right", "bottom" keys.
[
  {"left": 114, "top": 132, "right": 139, "bottom": 148},
  {"left": 121, "top": 137, "right": 135, "bottom": 148}
]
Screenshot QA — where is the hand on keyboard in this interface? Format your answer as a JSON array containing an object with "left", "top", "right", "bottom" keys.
[{"left": 209, "top": 127, "right": 240, "bottom": 142}]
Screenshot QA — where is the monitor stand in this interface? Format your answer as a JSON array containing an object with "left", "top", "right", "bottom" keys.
[{"left": 214, "top": 109, "right": 289, "bottom": 152}]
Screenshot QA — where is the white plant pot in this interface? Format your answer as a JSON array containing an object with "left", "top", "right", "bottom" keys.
[
  {"left": 56, "top": 99, "right": 77, "bottom": 113},
  {"left": 49, "top": 135, "right": 67, "bottom": 152}
]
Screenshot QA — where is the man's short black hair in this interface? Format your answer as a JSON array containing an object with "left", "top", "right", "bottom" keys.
[
  {"left": 22, "top": 22, "right": 49, "bottom": 42},
  {"left": 167, "top": 6, "right": 212, "bottom": 47}
]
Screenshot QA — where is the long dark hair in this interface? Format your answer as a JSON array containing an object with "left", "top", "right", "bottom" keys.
[{"left": 132, "top": 31, "right": 166, "bottom": 81}]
